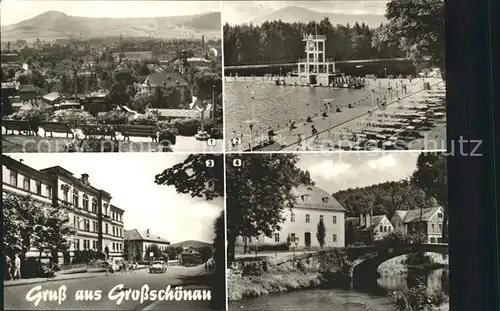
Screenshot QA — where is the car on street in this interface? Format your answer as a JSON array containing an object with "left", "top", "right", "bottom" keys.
[{"left": 149, "top": 261, "right": 167, "bottom": 273}]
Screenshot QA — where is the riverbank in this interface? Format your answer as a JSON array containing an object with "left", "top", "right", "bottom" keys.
[
  {"left": 227, "top": 265, "right": 321, "bottom": 300},
  {"left": 378, "top": 252, "right": 449, "bottom": 276}
]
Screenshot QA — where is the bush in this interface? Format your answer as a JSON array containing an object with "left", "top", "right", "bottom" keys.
[
  {"left": 405, "top": 252, "right": 432, "bottom": 266},
  {"left": 205, "top": 119, "right": 223, "bottom": 139},
  {"left": 72, "top": 250, "right": 106, "bottom": 264},
  {"left": 249, "top": 243, "right": 290, "bottom": 252},
  {"left": 97, "top": 111, "right": 130, "bottom": 125},
  {"left": 170, "top": 118, "right": 200, "bottom": 136},
  {"left": 130, "top": 113, "right": 158, "bottom": 126},
  {"left": 8, "top": 106, "right": 51, "bottom": 133},
  {"left": 391, "top": 283, "right": 448, "bottom": 311},
  {"left": 51, "top": 109, "right": 95, "bottom": 125},
  {"left": 66, "top": 137, "right": 119, "bottom": 152}
]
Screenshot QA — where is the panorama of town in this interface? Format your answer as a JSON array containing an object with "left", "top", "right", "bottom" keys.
[{"left": 1, "top": 22, "right": 222, "bottom": 153}]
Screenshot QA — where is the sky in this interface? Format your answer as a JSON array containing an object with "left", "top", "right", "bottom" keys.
[
  {"left": 298, "top": 151, "right": 422, "bottom": 193},
  {"left": 6, "top": 153, "right": 223, "bottom": 244},
  {"left": 223, "top": 0, "right": 388, "bottom": 25},
  {"left": 0, "top": 0, "right": 222, "bottom": 26}
]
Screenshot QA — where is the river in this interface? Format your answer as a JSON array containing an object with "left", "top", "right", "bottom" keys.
[{"left": 229, "top": 268, "right": 449, "bottom": 311}]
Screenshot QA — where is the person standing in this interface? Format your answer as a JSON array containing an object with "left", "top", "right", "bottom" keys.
[
  {"left": 13, "top": 254, "right": 21, "bottom": 280},
  {"left": 5, "top": 255, "right": 13, "bottom": 280}
]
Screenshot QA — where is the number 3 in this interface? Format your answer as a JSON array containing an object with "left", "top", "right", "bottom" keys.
[{"left": 206, "top": 159, "right": 215, "bottom": 168}]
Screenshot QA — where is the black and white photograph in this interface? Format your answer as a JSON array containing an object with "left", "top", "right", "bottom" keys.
[
  {"left": 226, "top": 152, "right": 448, "bottom": 311},
  {"left": 2, "top": 153, "right": 226, "bottom": 310},
  {"left": 223, "top": 1, "right": 445, "bottom": 152},
  {"left": 1, "top": 1, "right": 223, "bottom": 153}
]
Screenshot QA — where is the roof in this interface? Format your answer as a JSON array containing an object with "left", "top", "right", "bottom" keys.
[
  {"left": 19, "top": 84, "right": 37, "bottom": 92},
  {"left": 292, "top": 184, "right": 346, "bottom": 212},
  {"left": 345, "top": 217, "right": 360, "bottom": 228},
  {"left": 144, "top": 72, "right": 189, "bottom": 88},
  {"left": 397, "top": 206, "right": 443, "bottom": 223},
  {"left": 365, "top": 215, "right": 384, "bottom": 230},
  {"left": 1, "top": 155, "right": 50, "bottom": 182},
  {"left": 394, "top": 210, "right": 408, "bottom": 221},
  {"left": 146, "top": 108, "right": 199, "bottom": 118},
  {"left": 174, "top": 58, "right": 211, "bottom": 65},
  {"left": 124, "top": 229, "right": 170, "bottom": 245},
  {"left": 42, "top": 92, "right": 62, "bottom": 102}
]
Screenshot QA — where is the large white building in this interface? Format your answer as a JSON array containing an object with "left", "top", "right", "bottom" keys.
[
  {"left": 237, "top": 184, "right": 346, "bottom": 249},
  {"left": 2, "top": 155, "right": 125, "bottom": 261}
]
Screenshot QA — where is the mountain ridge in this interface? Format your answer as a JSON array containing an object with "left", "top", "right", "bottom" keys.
[
  {"left": 169, "top": 240, "right": 212, "bottom": 249},
  {"left": 1, "top": 10, "right": 221, "bottom": 40},
  {"left": 248, "top": 6, "right": 386, "bottom": 28}
]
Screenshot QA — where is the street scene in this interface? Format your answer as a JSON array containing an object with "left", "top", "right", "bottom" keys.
[
  {"left": 3, "top": 153, "right": 225, "bottom": 310},
  {"left": 1, "top": 1, "right": 223, "bottom": 153},
  {"left": 224, "top": 0, "right": 445, "bottom": 152},
  {"left": 226, "top": 151, "right": 448, "bottom": 311}
]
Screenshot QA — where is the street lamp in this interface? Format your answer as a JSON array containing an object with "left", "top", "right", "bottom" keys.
[
  {"left": 244, "top": 91, "right": 258, "bottom": 151},
  {"left": 384, "top": 67, "right": 387, "bottom": 78}
]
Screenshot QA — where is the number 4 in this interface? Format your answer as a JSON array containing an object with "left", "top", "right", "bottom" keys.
[{"left": 233, "top": 159, "right": 242, "bottom": 167}]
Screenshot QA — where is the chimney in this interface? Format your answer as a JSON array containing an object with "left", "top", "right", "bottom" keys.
[
  {"left": 81, "top": 173, "right": 89, "bottom": 184},
  {"left": 7, "top": 41, "right": 11, "bottom": 52},
  {"left": 146, "top": 229, "right": 150, "bottom": 234},
  {"left": 201, "top": 35, "right": 205, "bottom": 57},
  {"left": 359, "top": 213, "right": 364, "bottom": 227}
]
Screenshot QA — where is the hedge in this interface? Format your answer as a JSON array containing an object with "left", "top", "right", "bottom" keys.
[{"left": 248, "top": 242, "right": 290, "bottom": 252}]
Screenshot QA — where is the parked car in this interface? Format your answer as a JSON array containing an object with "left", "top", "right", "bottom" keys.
[{"left": 149, "top": 261, "right": 167, "bottom": 273}]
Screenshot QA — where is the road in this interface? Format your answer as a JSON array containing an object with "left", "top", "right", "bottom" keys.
[{"left": 4, "top": 266, "right": 215, "bottom": 310}]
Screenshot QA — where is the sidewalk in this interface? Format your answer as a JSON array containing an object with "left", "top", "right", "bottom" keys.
[{"left": 4, "top": 271, "right": 103, "bottom": 287}]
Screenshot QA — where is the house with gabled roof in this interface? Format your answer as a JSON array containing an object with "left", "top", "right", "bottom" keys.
[
  {"left": 390, "top": 206, "right": 445, "bottom": 243},
  {"left": 345, "top": 212, "right": 394, "bottom": 245},
  {"left": 237, "top": 184, "right": 346, "bottom": 249},
  {"left": 124, "top": 228, "right": 170, "bottom": 261},
  {"left": 140, "top": 72, "right": 189, "bottom": 92}
]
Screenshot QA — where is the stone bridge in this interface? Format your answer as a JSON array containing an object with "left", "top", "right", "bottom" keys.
[{"left": 348, "top": 243, "right": 448, "bottom": 280}]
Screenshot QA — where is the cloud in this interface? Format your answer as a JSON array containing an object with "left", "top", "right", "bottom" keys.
[
  {"left": 367, "top": 154, "right": 397, "bottom": 170},
  {"left": 308, "top": 160, "right": 353, "bottom": 180}
]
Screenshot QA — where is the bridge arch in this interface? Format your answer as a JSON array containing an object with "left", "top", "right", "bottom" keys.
[{"left": 349, "top": 244, "right": 448, "bottom": 281}]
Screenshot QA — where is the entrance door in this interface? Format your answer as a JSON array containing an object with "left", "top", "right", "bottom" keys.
[
  {"left": 304, "top": 232, "right": 311, "bottom": 248},
  {"left": 309, "top": 75, "right": 317, "bottom": 85}
]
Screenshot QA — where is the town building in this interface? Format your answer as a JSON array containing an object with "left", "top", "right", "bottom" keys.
[
  {"left": 390, "top": 206, "right": 445, "bottom": 243},
  {"left": 178, "top": 247, "right": 202, "bottom": 266},
  {"left": 41, "top": 92, "right": 62, "bottom": 106},
  {"left": 140, "top": 72, "right": 189, "bottom": 92},
  {"left": 2, "top": 155, "right": 125, "bottom": 261},
  {"left": 236, "top": 184, "right": 346, "bottom": 249},
  {"left": 124, "top": 229, "right": 170, "bottom": 261},
  {"left": 174, "top": 57, "right": 213, "bottom": 75},
  {"left": 345, "top": 212, "right": 395, "bottom": 245}
]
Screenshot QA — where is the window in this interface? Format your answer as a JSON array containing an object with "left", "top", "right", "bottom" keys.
[
  {"left": 10, "top": 171, "right": 17, "bottom": 186},
  {"left": 333, "top": 216, "right": 337, "bottom": 224},
  {"left": 389, "top": 226, "right": 392, "bottom": 231},
  {"left": 290, "top": 233, "right": 296, "bottom": 242},
  {"left": 86, "top": 220, "right": 90, "bottom": 231},
  {"left": 439, "top": 224, "right": 442, "bottom": 231},
  {"left": 23, "top": 177, "right": 30, "bottom": 191},
  {"left": 104, "top": 204, "right": 108, "bottom": 216},
  {"left": 431, "top": 223, "right": 435, "bottom": 232},
  {"left": 302, "top": 195, "right": 309, "bottom": 201},
  {"left": 36, "top": 181, "right": 42, "bottom": 195},
  {"left": 248, "top": 237, "right": 252, "bottom": 243},
  {"left": 112, "top": 243, "right": 115, "bottom": 251},
  {"left": 322, "top": 197, "right": 329, "bottom": 204},
  {"left": 92, "top": 221, "right": 96, "bottom": 232},
  {"left": 83, "top": 195, "right": 89, "bottom": 211},
  {"left": 63, "top": 188, "right": 69, "bottom": 202},
  {"left": 73, "top": 216, "right": 76, "bottom": 227},
  {"left": 290, "top": 213, "right": 295, "bottom": 222},
  {"left": 112, "top": 227, "right": 115, "bottom": 236},
  {"left": 91, "top": 198, "right": 97, "bottom": 213},
  {"left": 73, "top": 190, "right": 79, "bottom": 208},
  {"left": 332, "top": 234, "right": 337, "bottom": 242},
  {"left": 319, "top": 215, "right": 324, "bottom": 222},
  {"left": 274, "top": 233, "right": 279, "bottom": 242},
  {"left": 305, "top": 214, "right": 310, "bottom": 223},
  {"left": 46, "top": 185, "right": 52, "bottom": 198},
  {"left": 76, "top": 217, "right": 80, "bottom": 230},
  {"left": 383, "top": 226, "right": 387, "bottom": 232},
  {"left": 105, "top": 224, "right": 108, "bottom": 234},
  {"left": 380, "top": 226, "right": 383, "bottom": 232},
  {"left": 76, "top": 239, "right": 80, "bottom": 250},
  {"left": 438, "top": 213, "right": 443, "bottom": 218}
]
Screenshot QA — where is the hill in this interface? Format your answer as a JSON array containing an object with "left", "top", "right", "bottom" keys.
[
  {"left": 249, "top": 6, "right": 386, "bottom": 28},
  {"left": 170, "top": 240, "right": 212, "bottom": 249},
  {"left": 1, "top": 10, "right": 221, "bottom": 41}
]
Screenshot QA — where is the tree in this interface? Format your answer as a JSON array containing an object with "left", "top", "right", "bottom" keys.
[
  {"left": 411, "top": 152, "right": 448, "bottom": 241},
  {"left": 149, "top": 86, "right": 167, "bottom": 108},
  {"left": 34, "top": 205, "right": 75, "bottom": 263},
  {"left": 198, "top": 245, "right": 213, "bottom": 262},
  {"left": 134, "top": 245, "right": 142, "bottom": 262},
  {"left": 108, "top": 82, "right": 129, "bottom": 107},
  {"left": 131, "top": 91, "right": 151, "bottom": 113},
  {"left": 3, "top": 194, "right": 45, "bottom": 259},
  {"left": 385, "top": 0, "right": 445, "bottom": 78},
  {"left": 114, "top": 69, "right": 137, "bottom": 86},
  {"left": 193, "top": 70, "right": 222, "bottom": 102},
  {"left": 316, "top": 218, "right": 326, "bottom": 248},
  {"left": 226, "top": 154, "right": 310, "bottom": 262},
  {"left": 211, "top": 210, "right": 225, "bottom": 310},
  {"left": 155, "top": 154, "right": 224, "bottom": 200}
]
